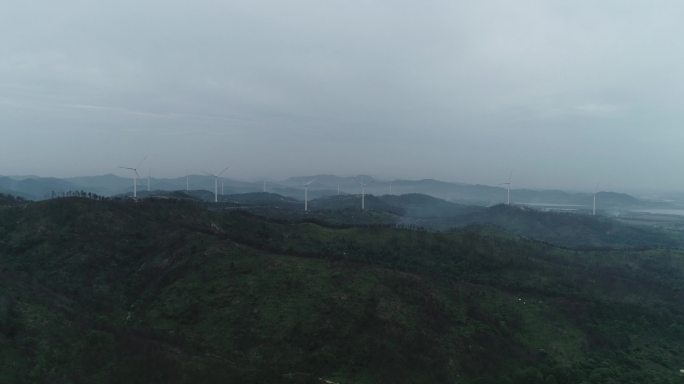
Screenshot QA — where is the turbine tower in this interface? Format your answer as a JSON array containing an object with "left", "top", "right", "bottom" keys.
[
  {"left": 501, "top": 171, "right": 513, "bottom": 206},
  {"left": 206, "top": 166, "right": 230, "bottom": 203},
  {"left": 593, "top": 183, "right": 600, "bottom": 216},
  {"left": 357, "top": 178, "right": 371, "bottom": 210},
  {"left": 304, "top": 179, "right": 314, "bottom": 212},
  {"left": 361, "top": 184, "right": 366, "bottom": 210},
  {"left": 119, "top": 156, "right": 147, "bottom": 198}
]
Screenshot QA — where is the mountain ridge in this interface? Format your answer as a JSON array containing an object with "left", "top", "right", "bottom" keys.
[{"left": 0, "top": 174, "right": 669, "bottom": 212}]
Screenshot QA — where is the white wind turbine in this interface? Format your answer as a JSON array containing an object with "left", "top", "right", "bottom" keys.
[
  {"left": 304, "top": 179, "right": 314, "bottom": 212},
  {"left": 206, "top": 166, "right": 230, "bottom": 203},
  {"left": 501, "top": 171, "right": 513, "bottom": 206},
  {"left": 357, "top": 178, "right": 371, "bottom": 210},
  {"left": 119, "top": 156, "right": 147, "bottom": 198},
  {"left": 593, "top": 183, "right": 601, "bottom": 216}
]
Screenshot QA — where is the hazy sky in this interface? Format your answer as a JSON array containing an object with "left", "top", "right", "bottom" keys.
[{"left": 1, "top": 0, "right": 683, "bottom": 191}]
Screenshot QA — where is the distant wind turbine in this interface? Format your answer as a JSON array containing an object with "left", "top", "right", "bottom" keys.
[
  {"left": 119, "top": 156, "right": 147, "bottom": 198},
  {"left": 304, "top": 179, "right": 314, "bottom": 212},
  {"left": 593, "top": 183, "right": 601, "bottom": 216},
  {"left": 501, "top": 171, "right": 513, "bottom": 206},
  {"left": 206, "top": 166, "right": 230, "bottom": 203},
  {"left": 357, "top": 178, "right": 371, "bottom": 210},
  {"left": 147, "top": 169, "right": 151, "bottom": 192}
]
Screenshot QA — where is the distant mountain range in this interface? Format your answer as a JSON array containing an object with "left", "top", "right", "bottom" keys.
[{"left": 0, "top": 173, "right": 674, "bottom": 210}]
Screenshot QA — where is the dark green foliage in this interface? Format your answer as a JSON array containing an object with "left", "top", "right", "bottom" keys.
[
  {"left": 217, "top": 192, "right": 683, "bottom": 249},
  {"left": 0, "top": 193, "right": 26, "bottom": 206},
  {"left": 0, "top": 198, "right": 683, "bottom": 383},
  {"left": 440, "top": 204, "right": 684, "bottom": 249}
]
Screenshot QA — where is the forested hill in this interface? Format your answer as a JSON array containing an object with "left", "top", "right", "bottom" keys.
[
  {"left": 0, "top": 193, "right": 26, "bottom": 206},
  {"left": 1, "top": 197, "right": 684, "bottom": 383},
  {"left": 432, "top": 204, "right": 684, "bottom": 249},
  {"left": 218, "top": 192, "right": 684, "bottom": 249}
]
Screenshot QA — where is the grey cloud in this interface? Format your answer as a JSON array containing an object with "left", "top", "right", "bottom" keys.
[{"left": 1, "top": 0, "right": 683, "bottom": 192}]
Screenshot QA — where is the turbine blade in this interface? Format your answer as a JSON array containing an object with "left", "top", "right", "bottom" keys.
[
  {"left": 136, "top": 155, "right": 148, "bottom": 169},
  {"left": 218, "top": 165, "right": 231, "bottom": 177}
]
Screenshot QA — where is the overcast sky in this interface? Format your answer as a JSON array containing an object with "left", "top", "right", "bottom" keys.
[{"left": 1, "top": 0, "right": 683, "bottom": 191}]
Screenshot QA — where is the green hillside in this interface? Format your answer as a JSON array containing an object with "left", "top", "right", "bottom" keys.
[
  {"left": 227, "top": 194, "right": 400, "bottom": 227},
  {"left": 0, "top": 194, "right": 26, "bottom": 206},
  {"left": 226, "top": 192, "right": 682, "bottom": 249},
  {"left": 447, "top": 205, "right": 683, "bottom": 248},
  {"left": 1, "top": 198, "right": 684, "bottom": 383},
  {"left": 379, "top": 193, "right": 481, "bottom": 217}
]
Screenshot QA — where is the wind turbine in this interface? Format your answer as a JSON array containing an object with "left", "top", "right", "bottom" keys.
[
  {"left": 147, "top": 169, "right": 151, "bottom": 192},
  {"left": 304, "top": 179, "right": 314, "bottom": 212},
  {"left": 593, "top": 183, "right": 601, "bottom": 216},
  {"left": 501, "top": 171, "right": 513, "bottom": 206},
  {"left": 357, "top": 178, "right": 371, "bottom": 210},
  {"left": 206, "top": 166, "right": 230, "bottom": 203},
  {"left": 119, "top": 156, "right": 147, "bottom": 198}
]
